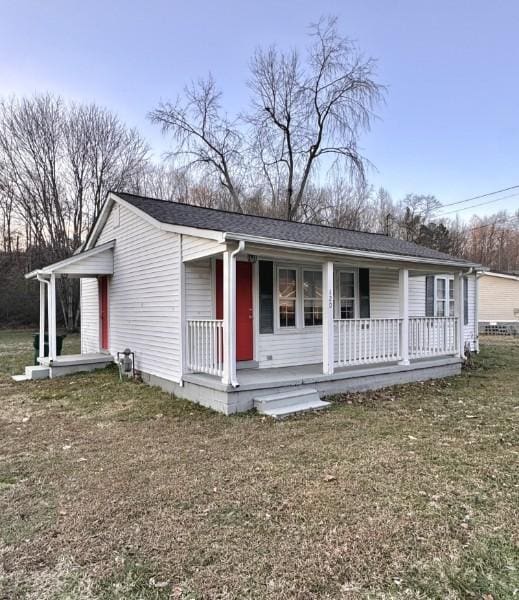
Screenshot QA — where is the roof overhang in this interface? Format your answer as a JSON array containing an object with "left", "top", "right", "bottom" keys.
[
  {"left": 25, "top": 241, "right": 115, "bottom": 280},
  {"left": 223, "top": 232, "right": 481, "bottom": 271}
]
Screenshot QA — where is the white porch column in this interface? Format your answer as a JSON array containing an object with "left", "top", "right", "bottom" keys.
[
  {"left": 453, "top": 271, "right": 465, "bottom": 358},
  {"left": 399, "top": 268, "right": 410, "bottom": 365},
  {"left": 222, "top": 249, "right": 237, "bottom": 386},
  {"left": 39, "top": 281, "right": 46, "bottom": 360},
  {"left": 322, "top": 261, "right": 335, "bottom": 375},
  {"left": 474, "top": 272, "right": 480, "bottom": 353},
  {"left": 47, "top": 274, "right": 57, "bottom": 360}
]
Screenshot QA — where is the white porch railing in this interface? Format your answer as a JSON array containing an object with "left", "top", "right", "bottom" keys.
[
  {"left": 408, "top": 317, "right": 458, "bottom": 358},
  {"left": 187, "top": 319, "right": 224, "bottom": 377},
  {"left": 335, "top": 318, "right": 402, "bottom": 367}
]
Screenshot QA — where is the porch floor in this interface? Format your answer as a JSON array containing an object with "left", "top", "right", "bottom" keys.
[
  {"left": 38, "top": 353, "right": 113, "bottom": 367},
  {"left": 183, "top": 355, "right": 461, "bottom": 393}
]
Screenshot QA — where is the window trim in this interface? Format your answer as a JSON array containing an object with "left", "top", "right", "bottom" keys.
[
  {"left": 434, "top": 276, "right": 455, "bottom": 317},
  {"left": 334, "top": 268, "right": 359, "bottom": 320},
  {"left": 275, "top": 265, "right": 299, "bottom": 330},
  {"left": 302, "top": 268, "right": 323, "bottom": 328}
]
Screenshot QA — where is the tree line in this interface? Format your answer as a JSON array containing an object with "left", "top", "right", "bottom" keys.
[{"left": 1, "top": 16, "right": 518, "bottom": 328}]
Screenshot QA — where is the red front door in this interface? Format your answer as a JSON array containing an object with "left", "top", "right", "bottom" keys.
[
  {"left": 99, "top": 276, "right": 109, "bottom": 350},
  {"left": 215, "top": 260, "right": 253, "bottom": 361}
]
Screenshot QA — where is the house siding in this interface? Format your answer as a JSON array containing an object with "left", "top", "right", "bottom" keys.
[
  {"left": 256, "top": 268, "right": 400, "bottom": 368},
  {"left": 479, "top": 274, "right": 519, "bottom": 321},
  {"left": 92, "top": 203, "right": 182, "bottom": 382},
  {"left": 182, "top": 235, "right": 222, "bottom": 262},
  {"left": 409, "top": 274, "right": 477, "bottom": 350},
  {"left": 185, "top": 259, "right": 213, "bottom": 320},
  {"left": 80, "top": 278, "right": 99, "bottom": 353}
]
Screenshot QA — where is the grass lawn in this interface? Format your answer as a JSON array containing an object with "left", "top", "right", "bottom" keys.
[{"left": 0, "top": 331, "right": 518, "bottom": 599}]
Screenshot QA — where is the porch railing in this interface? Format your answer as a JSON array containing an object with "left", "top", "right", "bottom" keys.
[
  {"left": 408, "top": 316, "right": 458, "bottom": 358},
  {"left": 335, "top": 318, "right": 402, "bottom": 367},
  {"left": 187, "top": 319, "right": 224, "bottom": 377}
]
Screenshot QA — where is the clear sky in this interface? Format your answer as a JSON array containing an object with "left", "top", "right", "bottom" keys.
[{"left": 1, "top": 0, "right": 518, "bottom": 220}]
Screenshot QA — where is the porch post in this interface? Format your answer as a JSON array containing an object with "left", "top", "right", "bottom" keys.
[
  {"left": 222, "top": 249, "right": 237, "bottom": 386},
  {"left": 398, "top": 268, "right": 410, "bottom": 365},
  {"left": 39, "top": 281, "right": 46, "bottom": 360},
  {"left": 474, "top": 272, "right": 480, "bottom": 353},
  {"left": 47, "top": 274, "right": 57, "bottom": 360},
  {"left": 322, "top": 261, "right": 335, "bottom": 375},
  {"left": 453, "top": 271, "right": 464, "bottom": 358}
]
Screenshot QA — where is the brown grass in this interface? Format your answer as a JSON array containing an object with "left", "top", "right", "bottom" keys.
[{"left": 0, "top": 332, "right": 518, "bottom": 599}]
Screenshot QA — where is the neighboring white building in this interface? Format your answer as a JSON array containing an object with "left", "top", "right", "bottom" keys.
[
  {"left": 23, "top": 192, "right": 481, "bottom": 416},
  {"left": 477, "top": 271, "right": 519, "bottom": 335}
]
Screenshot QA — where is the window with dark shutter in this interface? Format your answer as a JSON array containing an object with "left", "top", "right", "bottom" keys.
[
  {"left": 463, "top": 277, "right": 469, "bottom": 325},
  {"left": 425, "top": 275, "right": 435, "bottom": 316},
  {"left": 259, "top": 261, "right": 274, "bottom": 333},
  {"left": 358, "top": 268, "right": 370, "bottom": 318}
]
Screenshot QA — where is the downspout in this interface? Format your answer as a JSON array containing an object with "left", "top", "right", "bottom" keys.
[{"left": 229, "top": 240, "right": 245, "bottom": 388}]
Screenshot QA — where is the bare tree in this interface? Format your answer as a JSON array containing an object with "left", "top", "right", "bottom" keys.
[
  {"left": 149, "top": 76, "right": 244, "bottom": 212},
  {"left": 0, "top": 93, "right": 150, "bottom": 329},
  {"left": 248, "top": 16, "right": 383, "bottom": 220}
]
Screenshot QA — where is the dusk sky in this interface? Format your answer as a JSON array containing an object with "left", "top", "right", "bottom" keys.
[{"left": 1, "top": 0, "right": 518, "bottom": 220}]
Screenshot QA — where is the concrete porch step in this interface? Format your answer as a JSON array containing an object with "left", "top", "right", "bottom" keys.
[
  {"left": 25, "top": 365, "right": 50, "bottom": 380},
  {"left": 11, "top": 374, "right": 29, "bottom": 382},
  {"left": 254, "top": 387, "right": 331, "bottom": 418}
]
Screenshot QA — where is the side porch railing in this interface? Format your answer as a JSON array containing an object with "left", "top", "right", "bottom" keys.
[
  {"left": 408, "top": 316, "right": 458, "bottom": 359},
  {"left": 187, "top": 319, "right": 224, "bottom": 377},
  {"left": 335, "top": 318, "right": 402, "bottom": 367}
]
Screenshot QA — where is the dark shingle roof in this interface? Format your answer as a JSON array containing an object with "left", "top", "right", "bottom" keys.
[{"left": 115, "top": 192, "right": 477, "bottom": 267}]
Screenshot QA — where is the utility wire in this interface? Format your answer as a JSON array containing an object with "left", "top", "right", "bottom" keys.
[
  {"left": 435, "top": 192, "right": 519, "bottom": 217},
  {"left": 432, "top": 184, "right": 519, "bottom": 212},
  {"left": 466, "top": 215, "right": 519, "bottom": 233}
]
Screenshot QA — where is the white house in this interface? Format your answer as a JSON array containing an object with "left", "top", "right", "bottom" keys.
[
  {"left": 477, "top": 270, "right": 519, "bottom": 335},
  {"left": 23, "top": 192, "right": 481, "bottom": 416}
]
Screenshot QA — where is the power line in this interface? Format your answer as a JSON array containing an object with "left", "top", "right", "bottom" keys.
[
  {"left": 466, "top": 215, "right": 519, "bottom": 233},
  {"left": 433, "top": 184, "right": 519, "bottom": 212},
  {"left": 435, "top": 192, "right": 519, "bottom": 217}
]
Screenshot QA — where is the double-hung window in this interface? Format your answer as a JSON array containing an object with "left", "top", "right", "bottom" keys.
[
  {"left": 278, "top": 268, "right": 297, "bottom": 327},
  {"left": 303, "top": 270, "right": 322, "bottom": 326},
  {"left": 337, "top": 271, "right": 356, "bottom": 319},
  {"left": 436, "top": 277, "right": 454, "bottom": 317}
]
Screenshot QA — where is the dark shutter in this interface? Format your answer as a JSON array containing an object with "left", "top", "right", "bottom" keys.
[
  {"left": 425, "top": 275, "right": 435, "bottom": 316},
  {"left": 259, "top": 261, "right": 274, "bottom": 334},
  {"left": 358, "top": 268, "right": 370, "bottom": 318},
  {"left": 463, "top": 277, "right": 469, "bottom": 325}
]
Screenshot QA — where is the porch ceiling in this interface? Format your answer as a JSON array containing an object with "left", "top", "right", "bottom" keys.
[{"left": 25, "top": 240, "right": 114, "bottom": 280}]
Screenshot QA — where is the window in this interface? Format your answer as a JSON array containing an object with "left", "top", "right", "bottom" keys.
[
  {"left": 338, "top": 271, "right": 356, "bottom": 319},
  {"left": 278, "top": 268, "right": 297, "bottom": 327},
  {"left": 303, "top": 270, "right": 322, "bottom": 326},
  {"left": 436, "top": 277, "right": 454, "bottom": 317}
]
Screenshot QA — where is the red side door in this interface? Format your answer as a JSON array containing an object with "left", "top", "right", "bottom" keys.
[
  {"left": 99, "top": 276, "right": 109, "bottom": 350},
  {"left": 215, "top": 260, "right": 253, "bottom": 361}
]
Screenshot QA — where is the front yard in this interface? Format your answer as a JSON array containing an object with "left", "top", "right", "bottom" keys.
[{"left": 0, "top": 331, "right": 518, "bottom": 599}]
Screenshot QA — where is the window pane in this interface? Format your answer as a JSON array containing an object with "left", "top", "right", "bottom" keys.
[
  {"left": 279, "top": 269, "right": 296, "bottom": 298},
  {"left": 304, "top": 299, "right": 322, "bottom": 326},
  {"left": 436, "top": 300, "right": 445, "bottom": 317},
  {"left": 437, "top": 279, "right": 446, "bottom": 299},
  {"left": 340, "top": 299, "right": 354, "bottom": 319},
  {"left": 303, "top": 271, "right": 322, "bottom": 299},
  {"left": 449, "top": 300, "right": 455, "bottom": 316},
  {"left": 279, "top": 299, "right": 296, "bottom": 327},
  {"left": 448, "top": 280, "right": 454, "bottom": 300},
  {"left": 340, "top": 272, "right": 354, "bottom": 298}
]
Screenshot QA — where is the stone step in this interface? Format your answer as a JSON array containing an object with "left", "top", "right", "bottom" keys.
[
  {"left": 254, "top": 387, "right": 331, "bottom": 418},
  {"left": 25, "top": 365, "right": 50, "bottom": 380},
  {"left": 11, "top": 374, "right": 29, "bottom": 382}
]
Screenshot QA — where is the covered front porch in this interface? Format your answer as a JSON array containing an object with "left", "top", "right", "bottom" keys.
[
  {"left": 22, "top": 241, "right": 115, "bottom": 379},
  {"left": 182, "top": 239, "right": 467, "bottom": 393}
]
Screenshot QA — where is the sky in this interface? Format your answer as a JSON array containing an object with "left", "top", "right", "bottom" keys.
[{"left": 1, "top": 0, "right": 518, "bottom": 221}]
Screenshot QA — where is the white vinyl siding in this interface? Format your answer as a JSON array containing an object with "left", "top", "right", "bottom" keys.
[
  {"left": 182, "top": 235, "right": 222, "bottom": 262},
  {"left": 93, "top": 203, "right": 182, "bottom": 381},
  {"left": 80, "top": 278, "right": 99, "bottom": 354},
  {"left": 185, "top": 259, "right": 213, "bottom": 320}
]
